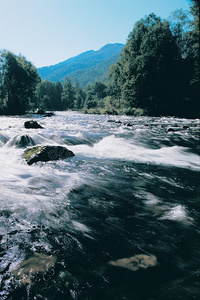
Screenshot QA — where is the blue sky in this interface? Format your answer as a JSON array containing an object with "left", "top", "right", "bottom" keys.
[{"left": 0, "top": 0, "right": 191, "bottom": 68}]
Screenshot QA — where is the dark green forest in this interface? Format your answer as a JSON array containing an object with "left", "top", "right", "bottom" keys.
[{"left": 0, "top": 0, "right": 199, "bottom": 117}]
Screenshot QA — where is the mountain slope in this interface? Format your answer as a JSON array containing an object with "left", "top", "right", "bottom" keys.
[{"left": 37, "top": 43, "right": 124, "bottom": 87}]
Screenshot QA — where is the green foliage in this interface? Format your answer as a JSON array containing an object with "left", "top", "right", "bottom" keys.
[
  {"left": 109, "top": 11, "right": 199, "bottom": 117},
  {"left": 189, "top": 0, "right": 199, "bottom": 58},
  {"left": 109, "top": 14, "right": 184, "bottom": 116},
  {"left": 83, "top": 82, "right": 107, "bottom": 110},
  {"left": 74, "top": 81, "right": 86, "bottom": 109},
  {"left": 187, "top": 0, "right": 200, "bottom": 116},
  {"left": 61, "top": 77, "right": 76, "bottom": 110},
  {"left": 0, "top": 50, "right": 40, "bottom": 115},
  {"left": 168, "top": 9, "right": 192, "bottom": 58},
  {"left": 35, "top": 80, "right": 63, "bottom": 110},
  {"left": 167, "top": 1, "right": 199, "bottom": 117}
]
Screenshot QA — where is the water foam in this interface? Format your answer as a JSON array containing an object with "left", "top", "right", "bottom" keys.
[
  {"left": 0, "top": 146, "right": 82, "bottom": 217},
  {"left": 160, "top": 204, "right": 193, "bottom": 224},
  {"left": 5, "top": 133, "right": 51, "bottom": 148},
  {"left": 72, "top": 135, "right": 200, "bottom": 170}
]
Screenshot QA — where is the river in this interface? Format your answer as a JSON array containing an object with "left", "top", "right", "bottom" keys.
[{"left": 0, "top": 112, "right": 199, "bottom": 299}]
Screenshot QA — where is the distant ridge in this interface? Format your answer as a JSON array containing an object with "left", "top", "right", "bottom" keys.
[{"left": 37, "top": 43, "right": 124, "bottom": 87}]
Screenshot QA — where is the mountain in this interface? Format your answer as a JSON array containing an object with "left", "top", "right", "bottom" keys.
[{"left": 37, "top": 43, "right": 124, "bottom": 87}]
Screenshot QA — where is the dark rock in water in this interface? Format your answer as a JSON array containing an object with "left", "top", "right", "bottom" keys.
[
  {"left": 124, "top": 122, "right": 132, "bottom": 127},
  {"left": 6, "top": 134, "right": 36, "bottom": 148},
  {"left": 167, "top": 127, "right": 175, "bottom": 132},
  {"left": 183, "top": 125, "right": 190, "bottom": 130},
  {"left": 23, "top": 145, "right": 75, "bottom": 165},
  {"left": 167, "top": 127, "right": 185, "bottom": 132},
  {"left": 44, "top": 112, "right": 54, "bottom": 117},
  {"left": 35, "top": 108, "right": 45, "bottom": 115},
  {"left": 24, "top": 120, "right": 43, "bottom": 129}
]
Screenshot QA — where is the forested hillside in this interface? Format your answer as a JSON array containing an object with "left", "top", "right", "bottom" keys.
[{"left": 37, "top": 44, "right": 124, "bottom": 87}]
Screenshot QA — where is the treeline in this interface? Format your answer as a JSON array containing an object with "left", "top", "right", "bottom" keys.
[
  {"left": 108, "top": 1, "right": 199, "bottom": 117},
  {"left": 34, "top": 78, "right": 142, "bottom": 115},
  {"left": 0, "top": 50, "right": 40, "bottom": 115},
  {"left": 0, "top": 0, "right": 199, "bottom": 117}
]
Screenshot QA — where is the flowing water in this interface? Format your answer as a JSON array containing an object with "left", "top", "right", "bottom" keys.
[{"left": 0, "top": 112, "right": 199, "bottom": 300}]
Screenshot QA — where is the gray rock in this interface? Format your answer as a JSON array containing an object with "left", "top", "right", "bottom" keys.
[{"left": 23, "top": 145, "right": 75, "bottom": 165}]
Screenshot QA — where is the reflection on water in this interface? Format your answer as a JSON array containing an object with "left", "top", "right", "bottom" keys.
[{"left": 0, "top": 112, "right": 200, "bottom": 299}]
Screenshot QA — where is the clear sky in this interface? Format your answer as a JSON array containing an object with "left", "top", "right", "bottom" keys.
[{"left": 0, "top": 0, "right": 191, "bottom": 68}]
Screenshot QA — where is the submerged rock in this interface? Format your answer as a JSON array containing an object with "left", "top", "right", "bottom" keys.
[
  {"left": 108, "top": 254, "right": 157, "bottom": 272},
  {"left": 167, "top": 126, "right": 188, "bottom": 132},
  {"left": 12, "top": 252, "right": 56, "bottom": 284},
  {"left": 24, "top": 120, "right": 43, "bottom": 129},
  {"left": 124, "top": 122, "right": 132, "bottom": 127},
  {"left": 0, "top": 133, "right": 8, "bottom": 145},
  {"left": 23, "top": 145, "right": 75, "bottom": 165},
  {"left": 167, "top": 127, "right": 175, "bottom": 132},
  {"left": 6, "top": 134, "right": 36, "bottom": 148},
  {"left": 35, "top": 108, "right": 45, "bottom": 114},
  {"left": 44, "top": 112, "right": 54, "bottom": 117}
]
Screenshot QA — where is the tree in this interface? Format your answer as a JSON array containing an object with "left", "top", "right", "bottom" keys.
[
  {"left": 83, "top": 82, "right": 107, "bottom": 110},
  {"left": 189, "top": 0, "right": 199, "bottom": 59},
  {"left": 54, "top": 81, "right": 64, "bottom": 110},
  {"left": 187, "top": 0, "right": 200, "bottom": 116},
  {"left": 61, "top": 77, "right": 76, "bottom": 109},
  {"left": 168, "top": 9, "right": 192, "bottom": 58},
  {"left": 0, "top": 50, "right": 40, "bottom": 115},
  {"left": 35, "top": 80, "right": 63, "bottom": 110},
  {"left": 167, "top": 2, "right": 199, "bottom": 117},
  {"left": 74, "top": 81, "right": 86, "bottom": 109},
  {"left": 109, "top": 14, "right": 185, "bottom": 116}
]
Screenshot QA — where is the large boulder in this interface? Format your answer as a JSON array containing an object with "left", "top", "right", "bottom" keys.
[
  {"left": 24, "top": 120, "right": 43, "bottom": 129},
  {"left": 23, "top": 145, "right": 75, "bottom": 165}
]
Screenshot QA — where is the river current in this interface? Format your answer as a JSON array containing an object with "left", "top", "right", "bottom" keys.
[{"left": 0, "top": 112, "right": 199, "bottom": 300}]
